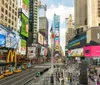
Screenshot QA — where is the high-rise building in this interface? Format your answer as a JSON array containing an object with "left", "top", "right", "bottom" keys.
[
  {"left": 75, "top": 0, "right": 100, "bottom": 28},
  {"left": 67, "top": 14, "right": 74, "bottom": 39},
  {"left": 53, "top": 14, "right": 60, "bottom": 54},
  {"left": 0, "top": 0, "right": 18, "bottom": 30},
  {"left": 28, "top": 0, "right": 38, "bottom": 45},
  {"left": 39, "top": 17, "right": 48, "bottom": 44}
]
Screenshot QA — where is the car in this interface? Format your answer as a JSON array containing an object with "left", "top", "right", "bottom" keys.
[{"left": 0, "top": 74, "right": 4, "bottom": 79}]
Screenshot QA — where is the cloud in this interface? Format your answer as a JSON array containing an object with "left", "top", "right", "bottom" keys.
[{"left": 46, "top": 4, "right": 74, "bottom": 23}]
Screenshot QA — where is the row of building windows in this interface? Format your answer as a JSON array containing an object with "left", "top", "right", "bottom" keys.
[
  {"left": 1, "top": 6, "right": 17, "bottom": 15},
  {"left": 2, "top": 0, "right": 17, "bottom": 7}
]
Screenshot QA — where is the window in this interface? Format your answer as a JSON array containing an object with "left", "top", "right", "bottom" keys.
[
  {"left": 15, "top": 12, "right": 17, "bottom": 15},
  {"left": 1, "top": 14, "right": 4, "bottom": 19},
  {"left": 8, "top": 19, "right": 11, "bottom": 23},
  {"left": 12, "top": 9, "right": 14, "bottom": 13},
  {"left": 5, "top": 10, "right": 8, "bottom": 14},
  {"left": 9, "top": 13, "right": 11, "bottom": 17},
  {"left": 5, "top": 3, "right": 8, "bottom": 8},
  {"left": 5, "top": 16, "right": 7, "bottom": 21},
  {"left": 15, "top": 17, "right": 16, "bottom": 21},
  {"left": 2, "top": 0, "right": 4, "bottom": 5},
  {"left": 9, "top": 6, "right": 11, "bottom": 11},
  {"left": 12, "top": 15, "right": 14, "bottom": 19},
  {"left": 12, "top": 21, "right": 14, "bottom": 25},
  {"left": 13, "top": 3, "right": 14, "bottom": 7},
  {"left": 1, "top": 7, "right": 4, "bottom": 12}
]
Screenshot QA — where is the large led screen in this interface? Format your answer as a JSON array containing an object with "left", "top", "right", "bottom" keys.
[
  {"left": 38, "top": 33, "right": 43, "bottom": 45},
  {"left": 22, "top": 0, "right": 29, "bottom": 17},
  {"left": 21, "top": 13, "right": 29, "bottom": 37},
  {"left": 0, "top": 34, "right": 6, "bottom": 47},
  {"left": 20, "top": 39, "right": 26, "bottom": 55},
  {"left": 84, "top": 46, "right": 100, "bottom": 57}
]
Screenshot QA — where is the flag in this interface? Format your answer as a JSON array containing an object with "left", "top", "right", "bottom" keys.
[{"left": 50, "top": 24, "right": 55, "bottom": 39}]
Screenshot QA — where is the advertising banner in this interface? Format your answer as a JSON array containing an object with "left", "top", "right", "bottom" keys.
[
  {"left": 0, "top": 25, "right": 7, "bottom": 36},
  {"left": 27, "top": 46, "right": 36, "bottom": 59},
  {"left": 55, "top": 44, "right": 59, "bottom": 51},
  {"left": 38, "top": 33, "right": 43, "bottom": 45},
  {"left": 0, "top": 34, "right": 6, "bottom": 47},
  {"left": 20, "top": 39, "right": 26, "bottom": 55},
  {"left": 43, "top": 38, "right": 47, "bottom": 46},
  {"left": 40, "top": 47, "right": 44, "bottom": 56},
  {"left": 22, "top": 0, "right": 29, "bottom": 18},
  {"left": 84, "top": 46, "right": 100, "bottom": 57},
  {"left": 55, "top": 40, "right": 60, "bottom": 44},
  {"left": 68, "top": 48, "right": 84, "bottom": 57},
  {"left": 21, "top": 13, "right": 29, "bottom": 37},
  {"left": 68, "top": 32, "right": 87, "bottom": 49}
]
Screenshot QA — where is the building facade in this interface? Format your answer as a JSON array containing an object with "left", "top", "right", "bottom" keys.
[
  {"left": 75, "top": 0, "right": 87, "bottom": 28},
  {"left": 53, "top": 14, "right": 60, "bottom": 54},
  {"left": 28, "top": 0, "right": 38, "bottom": 45},
  {"left": 0, "top": 0, "right": 18, "bottom": 30},
  {"left": 75, "top": 0, "right": 100, "bottom": 29},
  {"left": 39, "top": 17, "right": 48, "bottom": 44}
]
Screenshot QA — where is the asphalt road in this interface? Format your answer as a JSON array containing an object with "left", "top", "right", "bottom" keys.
[{"left": 0, "top": 64, "right": 51, "bottom": 85}]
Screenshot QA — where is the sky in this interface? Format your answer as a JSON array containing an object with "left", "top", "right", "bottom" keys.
[{"left": 40, "top": 0, "right": 74, "bottom": 55}]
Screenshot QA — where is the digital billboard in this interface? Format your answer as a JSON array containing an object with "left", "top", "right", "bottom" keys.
[
  {"left": 22, "top": 0, "right": 29, "bottom": 18},
  {"left": 21, "top": 13, "right": 29, "bottom": 37},
  {"left": 20, "top": 39, "right": 26, "bottom": 55},
  {"left": 0, "top": 34, "right": 6, "bottom": 47},
  {"left": 43, "top": 38, "right": 47, "bottom": 46},
  {"left": 84, "top": 46, "right": 100, "bottom": 57},
  {"left": 38, "top": 33, "right": 43, "bottom": 45},
  {"left": 55, "top": 44, "right": 59, "bottom": 51},
  {"left": 53, "top": 14, "right": 60, "bottom": 52},
  {"left": 68, "top": 32, "right": 87, "bottom": 49}
]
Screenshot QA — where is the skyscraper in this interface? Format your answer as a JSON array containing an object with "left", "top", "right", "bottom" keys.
[
  {"left": 28, "top": 0, "right": 38, "bottom": 45},
  {"left": 39, "top": 17, "right": 48, "bottom": 44},
  {"left": 53, "top": 14, "right": 60, "bottom": 54}
]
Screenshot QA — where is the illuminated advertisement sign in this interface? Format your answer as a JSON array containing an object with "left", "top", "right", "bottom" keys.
[
  {"left": 21, "top": 13, "right": 29, "bottom": 37},
  {"left": 0, "top": 34, "right": 6, "bottom": 46},
  {"left": 20, "top": 39, "right": 26, "bottom": 55},
  {"left": 68, "top": 48, "right": 84, "bottom": 57},
  {"left": 68, "top": 32, "right": 87, "bottom": 49},
  {"left": 38, "top": 33, "right": 43, "bottom": 45},
  {"left": 55, "top": 40, "right": 59, "bottom": 44},
  {"left": 43, "top": 38, "right": 47, "bottom": 46},
  {"left": 84, "top": 46, "right": 100, "bottom": 57},
  {"left": 55, "top": 37, "right": 59, "bottom": 40},
  {"left": 53, "top": 14, "right": 60, "bottom": 52},
  {"left": 22, "top": 0, "right": 29, "bottom": 18},
  {"left": 55, "top": 29, "right": 59, "bottom": 37},
  {"left": 55, "top": 44, "right": 59, "bottom": 51}
]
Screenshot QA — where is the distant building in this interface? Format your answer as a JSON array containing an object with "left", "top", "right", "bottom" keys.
[{"left": 39, "top": 17, "right": 48, "bottom": 44}]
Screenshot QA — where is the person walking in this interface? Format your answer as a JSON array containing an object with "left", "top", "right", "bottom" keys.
[{"left": 50, "top": 74, "right": 54, "bottom": 85}]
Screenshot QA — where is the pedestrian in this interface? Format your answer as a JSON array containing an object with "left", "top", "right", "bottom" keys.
[
  {"left": 50, "top": 74, "right": 54, "bottom": 85},
  {"left": 69, "top": 73, "right": 72, "bottom": 84}
]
